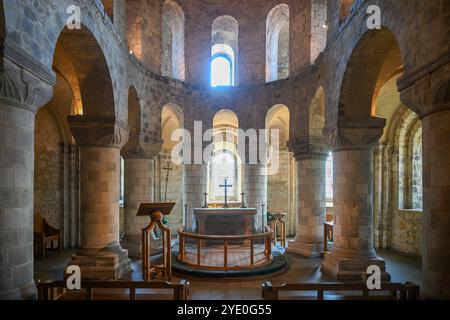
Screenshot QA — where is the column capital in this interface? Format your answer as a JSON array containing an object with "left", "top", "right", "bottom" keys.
[
  {"left": 68, "top": 115, "right": 130, "bottom": 148},
  {"left": 121, "top": 136, "right": 162, "bottom": 159},
  {"left": 324, "top": 117, "right": 386, "bottom": 151},
  {"left": 398, "top": 55, "right": 450, "bottom": 119},
  {"left": 0, "top": 50, "right": 54, "bottom": 112},
  {"left": 288, "top": 137, "right": 329, "bottom": 160}
]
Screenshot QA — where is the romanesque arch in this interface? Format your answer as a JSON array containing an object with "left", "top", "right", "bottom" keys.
[
  {"left": 266, "top": 4, "right": 290, "bottom": 82},
  {"left": 265, "top": 105, "right": 296, "bottom": 236},
  {"left": 339, "top": 28, "right": 403, "bottom": 119},
  {"left": 161, "top": 104, "right": 184, "bottom": 229},
  {"left": 54, "top": 26, "right": 115, "bottom": 117},
  {"left": 211, "top": 16, "right": 239, "bottom": 86},
  {"left": 162, "top": 0, "right": 185, "bottom": 81}
]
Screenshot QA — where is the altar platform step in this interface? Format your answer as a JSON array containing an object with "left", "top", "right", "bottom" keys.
[{"left": 172, "top": 246, "right": 287, "bottom": 279}]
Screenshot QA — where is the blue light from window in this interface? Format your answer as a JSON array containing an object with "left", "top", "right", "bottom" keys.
[{"left": 211, "top": 56, "right": 232, "bottom": 87}]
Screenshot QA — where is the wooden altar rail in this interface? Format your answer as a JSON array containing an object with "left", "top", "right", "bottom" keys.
[
  {"left": 177, "top": 227, "right": 273, "bottom": 270},
  {"left": 262, "top": 281, "right": 420, "bottom": 300},
  {"left": 37, "top": 279, "right": 190, "bottom": 300}
]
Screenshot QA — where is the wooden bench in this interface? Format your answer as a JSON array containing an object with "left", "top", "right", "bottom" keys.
[
  {"left": 34, "top": 212, "right": 63, "bottom": 259},
  {"left": 262, "top": 281, "right": 420, "bottom": 300},
  {"left": 37, "top": 279, "right": 190, "bottom": 300}
]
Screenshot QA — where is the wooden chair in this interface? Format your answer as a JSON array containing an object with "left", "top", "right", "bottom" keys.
[{"left": 34, "top": 212, "right": 63, "bottom": 260}]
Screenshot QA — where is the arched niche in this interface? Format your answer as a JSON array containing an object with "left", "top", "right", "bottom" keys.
[
  {"left": 266, "top": 4, "right": 290, "bottom": 82},
  {"left": 208, "top": 109, "right": 241, "bottom": 203},
  {"left": 162, "top": 0, "right": 185, "bottom": 81},
  {"left": 266, "top": 104, "right": 290, "bottom": 149},
  {"left": 161, "top": 103, "right": 184, "bottom": 152},
  {"left": 211, "top": 16, "right": 239, "bottom": 87}
]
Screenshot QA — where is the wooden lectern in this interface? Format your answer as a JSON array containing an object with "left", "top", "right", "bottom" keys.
[{"left": 138, "top": 203, "right": 175, "bottom": 281}]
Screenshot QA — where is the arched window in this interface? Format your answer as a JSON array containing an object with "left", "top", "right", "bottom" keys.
[
  {"left": 412, "top": 128, "right": 423, "bottom": 210},
  {"left": 207, "top": 110, "right": 241, "bottom": 203},
  {"left": 211, "top": 55, "right": 233, "bottom": 87},
  {"left": 398, "top": 111, "right": 423, "bottom": 210},
  {"left": 211, "top": 16, "right": 238, "bottom": 87},
  {"left": 209, "top": 150, "right": 239, "bottom": 202},
  {"left": 120, "top": 156, "right": 124, "bottom": 206},
  {"left": 266, "top": 4, "right": 289, "bottom": 82},
  {"left": 326, "top": 152, "right": 333, "bottom": 207},
  {"left": 162, "top": 1, "right": 185, "bottom": 80}
]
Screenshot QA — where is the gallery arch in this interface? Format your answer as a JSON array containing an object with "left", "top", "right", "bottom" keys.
[
  {"left": 323, "top": 27, "right": 408, "bottom": 280},
  {"left": 265, "top": 105, "right": 296, "bottom": 236},
  {"left": 53, "top": 26, "right": 131, "bottom": 278},
  {"left": 159, "top": 104, "right": 185, "bottom": 229},
  {"left": 162, "top": 0, "right": 186, "bottom": 81},
  {"left": 211, "top": 16, "right": 239, "bottom": 87},
  {"left": 266, "top": 4, "right": 290, "bottom": 82}
]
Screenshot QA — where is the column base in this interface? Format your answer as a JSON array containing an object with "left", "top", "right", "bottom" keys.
[
  {"left": 121, "top": 235, "right": 163, "bottom": 259},
  {"left": 322, "top": 250, "right": 390, "bottom": 281},
  {"left": 0, "top": 281, "right": 37, "bottom": 300},
  {"left": 67, "top": 245, "right": 132, "bottom": 280},
  {"left": 287, "top": 240, "right": 323, "bottom": 258}
]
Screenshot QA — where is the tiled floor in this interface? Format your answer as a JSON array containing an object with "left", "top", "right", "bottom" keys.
[{"left": 34, "top": 247, "right": 423, "bottom": 300}]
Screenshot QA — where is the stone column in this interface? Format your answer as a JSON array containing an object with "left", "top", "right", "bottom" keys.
[
  {"left": 400, "top": 63, "right": 450, "bottom": 298},
  {"left": 0, "top": 55, "right": 53, "bottom": 299},
  {"left": 287, "top": 152, "right": 327, "bottom": 257},
  {"left": 421, "top": 110, "right": 450, "bottom": 298},
  {"left": 121, "top": 140, "right": 161, "bottom": 258},
  {"left": 67, "top": 115, "right": 131, "bottom": 280},
  {"left": 183, "top": 163, "right": 207, "bottom": 231},
  {"left": 322, "top": 117, "right": 390, "bottom": 280}
]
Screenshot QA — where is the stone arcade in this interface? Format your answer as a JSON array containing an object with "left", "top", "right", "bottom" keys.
[{"left": 0, "top": 0, "right": 449, "bottom": 300}]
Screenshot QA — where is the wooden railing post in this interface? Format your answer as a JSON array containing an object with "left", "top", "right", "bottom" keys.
[
  {"left": 197, "top": 239, "right": 201, "bottom": 266},
  {"left": 142, "top": 229, "right": 147, "bottom": 280},
  {"left": 224, "top": 240, "right": 228, "bottom": 267},
  {"left": 167, "top": 228, "right": 172, "bottom": 281},
  {"left": 250, "top": 239, "right": 254, "bottom": 265},
  {"left": 180, "top": 234, "right": 185, "bottom": 261}
]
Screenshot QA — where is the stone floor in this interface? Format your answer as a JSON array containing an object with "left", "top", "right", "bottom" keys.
[{"left": 34, "top": 245, "right": 423, "bottom": 300}]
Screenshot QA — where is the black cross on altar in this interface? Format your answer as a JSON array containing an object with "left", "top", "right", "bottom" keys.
[{"left": 219, "top": 178, "right": 233, "bottom": 208}]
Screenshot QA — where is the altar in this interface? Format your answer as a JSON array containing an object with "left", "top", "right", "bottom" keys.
[{"left": 194, "top": 208, "right": 257, "bottom": 236}]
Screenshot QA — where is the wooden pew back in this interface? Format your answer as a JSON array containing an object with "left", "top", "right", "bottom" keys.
[
  {"left": 262, "top": 281, "right": 420, "bottom": 300},
  {"left": 38, "top": 279, "right": 190, "bottom": 300}
]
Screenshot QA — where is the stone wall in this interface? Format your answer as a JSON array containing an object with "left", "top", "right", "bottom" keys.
[
  {"left": 126, "top": 0, "right": 162, "bottom": 73},
  {"left": 373, "top": 110, "right": 423, "bottom": 256},
  {"left": 34, "top": 106, "right": 63, "bottom": 229},
  {"left": 267, "top": 150, "right": 296, "bottom": 236},
  {"left": 391, "top": 210, "right": 422, "bottom": 255}
]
